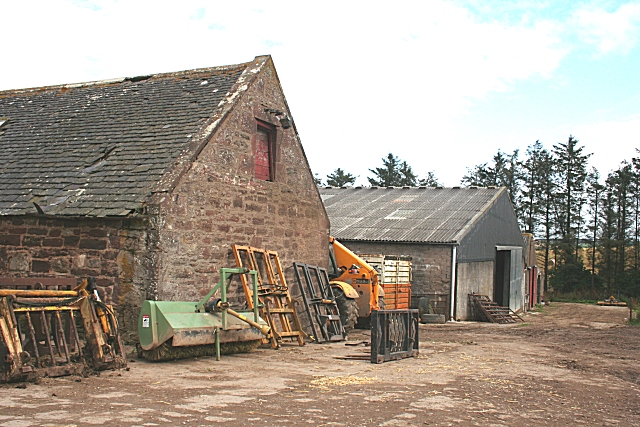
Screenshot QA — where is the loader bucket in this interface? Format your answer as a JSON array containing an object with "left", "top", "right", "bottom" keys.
[{"left": 137, "top": 268, "right": 269, "bottom": 361}]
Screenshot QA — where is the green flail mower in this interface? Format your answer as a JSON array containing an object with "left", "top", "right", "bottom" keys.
[{"left": 138, "top": 268, "right": 270, "bottom": 362}]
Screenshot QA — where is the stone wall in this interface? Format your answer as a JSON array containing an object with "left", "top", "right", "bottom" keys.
[
  {"left": 340, "top": 241, "right": 453, "bottom": 308},
  {"left": 152, "top": 60, "right": 330, "bottom": 303},
  {"left": 0, "top": 215, "right": 154, "bottom": 341},
  {"left": 0, "top": 60, "right": 330, "bottom": 342}
]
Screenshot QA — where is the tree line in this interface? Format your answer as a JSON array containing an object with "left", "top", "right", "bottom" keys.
[
  {"left": 318, "top": 138, "right": 640, "bottom": 299},
  {"left": 315, "top": 153, "right": 441, "bottom": 187},
  {"left": 462, "top": 136, "right": 640, "bottom": 300}
]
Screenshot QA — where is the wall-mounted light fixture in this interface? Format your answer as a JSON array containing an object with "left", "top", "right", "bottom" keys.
[{"left": 264, "top": 108, "right": 292, "bottom": 129}]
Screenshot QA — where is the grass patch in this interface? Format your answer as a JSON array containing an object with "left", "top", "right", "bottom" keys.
[
  {"left": 531, "top": 304, "right": 545, "bottom": 312},
  {"left": 551, "top": 296, "right": 598, "bottom": 304}
]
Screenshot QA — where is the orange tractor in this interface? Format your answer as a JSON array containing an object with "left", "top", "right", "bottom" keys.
[{"left": 327, "top": 237, "right": 384, "bottom": 331}]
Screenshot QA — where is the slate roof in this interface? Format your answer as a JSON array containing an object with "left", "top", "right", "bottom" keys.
[
  {"left": 0, "top": 56, "right": 267, "bottom": 216},
  {"left": 319, "top": 186, "right": 505, "bottom": 244}
]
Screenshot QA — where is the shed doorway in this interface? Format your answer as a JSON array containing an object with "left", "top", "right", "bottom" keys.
[
  {"left": 494, "top": 250, "right": 510, "bottom": 306},
  {"left": 494, "top": 246, "right": 524, "bottom": 312}
]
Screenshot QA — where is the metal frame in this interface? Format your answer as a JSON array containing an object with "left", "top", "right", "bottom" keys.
[
  {"left": 232, "top": 245, "right": 305, "bottom": 348},
  {"left": 293, "top": 262, "right": 345, "bottom": 343},
  {"left": 370, "top": 309, "right": 419, "bottom": 364},
  {"left": 0, "top": 278, "right": 126, "bottom": 383},
  {"left": 197, "top": 267, "right": 260, "bottom": 361}
]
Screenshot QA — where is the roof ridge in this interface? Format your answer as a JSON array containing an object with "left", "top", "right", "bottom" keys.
[
  {"left": 322, "top": 186, "right": 501, "bottom": 190},
  {"left": 0, "top": 59, "right": 257, "bottom": 96}
]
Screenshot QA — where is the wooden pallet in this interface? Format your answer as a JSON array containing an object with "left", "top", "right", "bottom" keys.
[
  {"left": 232, "top": 245, "right": 305, "bottom": 348},
  {"left": 470, "top": 293, "right": 523, "bottom": 324}
]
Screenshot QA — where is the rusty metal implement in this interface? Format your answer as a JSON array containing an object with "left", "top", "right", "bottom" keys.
[{"left": 0, "top": 277, "right": 126, "bottom": 383}]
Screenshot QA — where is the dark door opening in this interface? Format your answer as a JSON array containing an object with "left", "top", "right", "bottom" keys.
[{"left": 494, "top": 250, "right": 510, "bottom": 306}]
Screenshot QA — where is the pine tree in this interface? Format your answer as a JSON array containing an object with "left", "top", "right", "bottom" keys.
[
  {"left": 631, "top": 153, "right": 640, "bottom": 278},
  {"left": 326, "top": 168, "right": 356, "bottom": 187},
  {"left": 629, "top": 154, "right": 640, "bottom": 296},
  {"left": 519, "top": 141, "right": 548, "bottom": 234},
  {"left": 538, "top": 148, "right": 556, "bottom": 293},
  {"left": 461, "top": 163, "right": 491, "bottom": 187},
  {"left": 398, "top": 161, "right": 418, "bottom": 186},
  {"left": 368, "top": 153, "right": 402, "bottom": 187},
  {"left": 611, "top": 163, "right": 634, "bottom": 293},
  {"left": 598, "top": 183, "right": 617, "bottom": 295},
  {"left": 585, "top": 168, "right": 603, "bottom": 289},
  {"left": 552, "top": 136, "right": 591, "bottom": 263},
  {"left": 419, "top": 171, "right": 441, "bottom": 187},
  {"left": 461, "top": 149, "right": 520, "bottom": 214}
]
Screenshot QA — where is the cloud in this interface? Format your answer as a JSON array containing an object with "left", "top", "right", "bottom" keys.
[
  {"left": 2, "top": 0, "right": 633, "bottom": 187},
  {"left": 572, "top": 3, "right": 640, "bottom": 54}
]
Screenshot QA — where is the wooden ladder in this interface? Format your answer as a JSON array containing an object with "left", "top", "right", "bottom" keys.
[
  {"left": 232, "top": 245, "right": 306, "bottom": 348},
  {"left": 470, "top": 293, "right": 523, "bottom": 324}
]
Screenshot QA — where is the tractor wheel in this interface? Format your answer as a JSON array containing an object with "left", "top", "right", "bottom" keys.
[{"left": 333, "top": 288, "right": 359, "bottom": 334}]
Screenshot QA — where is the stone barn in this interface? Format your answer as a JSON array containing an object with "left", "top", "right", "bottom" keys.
[
  {"left": 319, "top": 186, "right": 524, "bottom": 320},
  {"left": 0, "top": 56, "right": 329, "bottom": 340}
]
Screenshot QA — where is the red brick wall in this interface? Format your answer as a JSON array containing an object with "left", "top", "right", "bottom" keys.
[{"left": 152, "top": 61, "right": 329, "bottom": 302}]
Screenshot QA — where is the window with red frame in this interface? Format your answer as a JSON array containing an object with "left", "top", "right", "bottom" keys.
[{"left": 255, "top": 122, "right": 275, "bottom": 181}]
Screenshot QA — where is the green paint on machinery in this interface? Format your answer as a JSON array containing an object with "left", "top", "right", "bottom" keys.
[{"left": 138, "top": 268, "right": 270, "bottom": 361}]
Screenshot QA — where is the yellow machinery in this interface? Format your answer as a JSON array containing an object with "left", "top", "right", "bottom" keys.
[
  {"left": 328, "top": 237, "right": 384, "bottom": 330},
  {"left": 0, "top": 277, "right": 126, "bottom": 383},
  {"left": 232, "top": 246, "right": 306, "bottom": 349},
  {"left": 597, "top": 296, "right": 627, "bottom": 307}
]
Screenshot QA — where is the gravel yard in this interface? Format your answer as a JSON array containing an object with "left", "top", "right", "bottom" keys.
[{"left": 1, "top": 302, "right": 638, "bottom": 427}]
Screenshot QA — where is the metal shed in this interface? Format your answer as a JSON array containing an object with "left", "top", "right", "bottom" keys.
[{"left": 320, "top": 186, "right": 525, "bottom": 320}]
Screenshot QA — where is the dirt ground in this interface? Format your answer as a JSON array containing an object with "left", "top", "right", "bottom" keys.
[{"left": 1, "top": 302, "right": 639, "bottom": 427}]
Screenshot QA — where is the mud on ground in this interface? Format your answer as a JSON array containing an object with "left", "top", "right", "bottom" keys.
[{"left": 1, "top": 302, "right": 639, "bottom": 426}]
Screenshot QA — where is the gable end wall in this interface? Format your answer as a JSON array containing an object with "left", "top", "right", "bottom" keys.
[
  {"left": 457, "top": 192, "right": 524, "bottom": 262},
  {"left": 454, "top": 192, "right": 524, "bottom": 320},
  {"left": 154, "top": 61, "right": 330, "bottom": 303}
]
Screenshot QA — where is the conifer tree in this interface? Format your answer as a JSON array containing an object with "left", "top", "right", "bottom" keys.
[
  {"left": 368, "top": 153, "right": 402, "bottom": 187},
  {"left": 326, "top": 168, "right": 356, "bottom": 187},
  {"left": 398, "top": 161, "right": 418, "bottom": 187},
  {"left": 551, "top": 136, "right": 591, "bottom": 263},
  {"left": 419, "top": 171, "right": 441, "bottom": 187}
]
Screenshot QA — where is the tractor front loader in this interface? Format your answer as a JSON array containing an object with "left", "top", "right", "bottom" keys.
[
  {"left": 0, "top": 277, "right": 126, "bottom": 383},
  {"left": 328, "top": 237, "right": 384, "bottom": 331}
]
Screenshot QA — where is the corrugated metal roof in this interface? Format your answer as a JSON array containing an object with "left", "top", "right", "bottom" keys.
[{"left": 319, "top": 187, "right": 504, "bottom": 243}]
